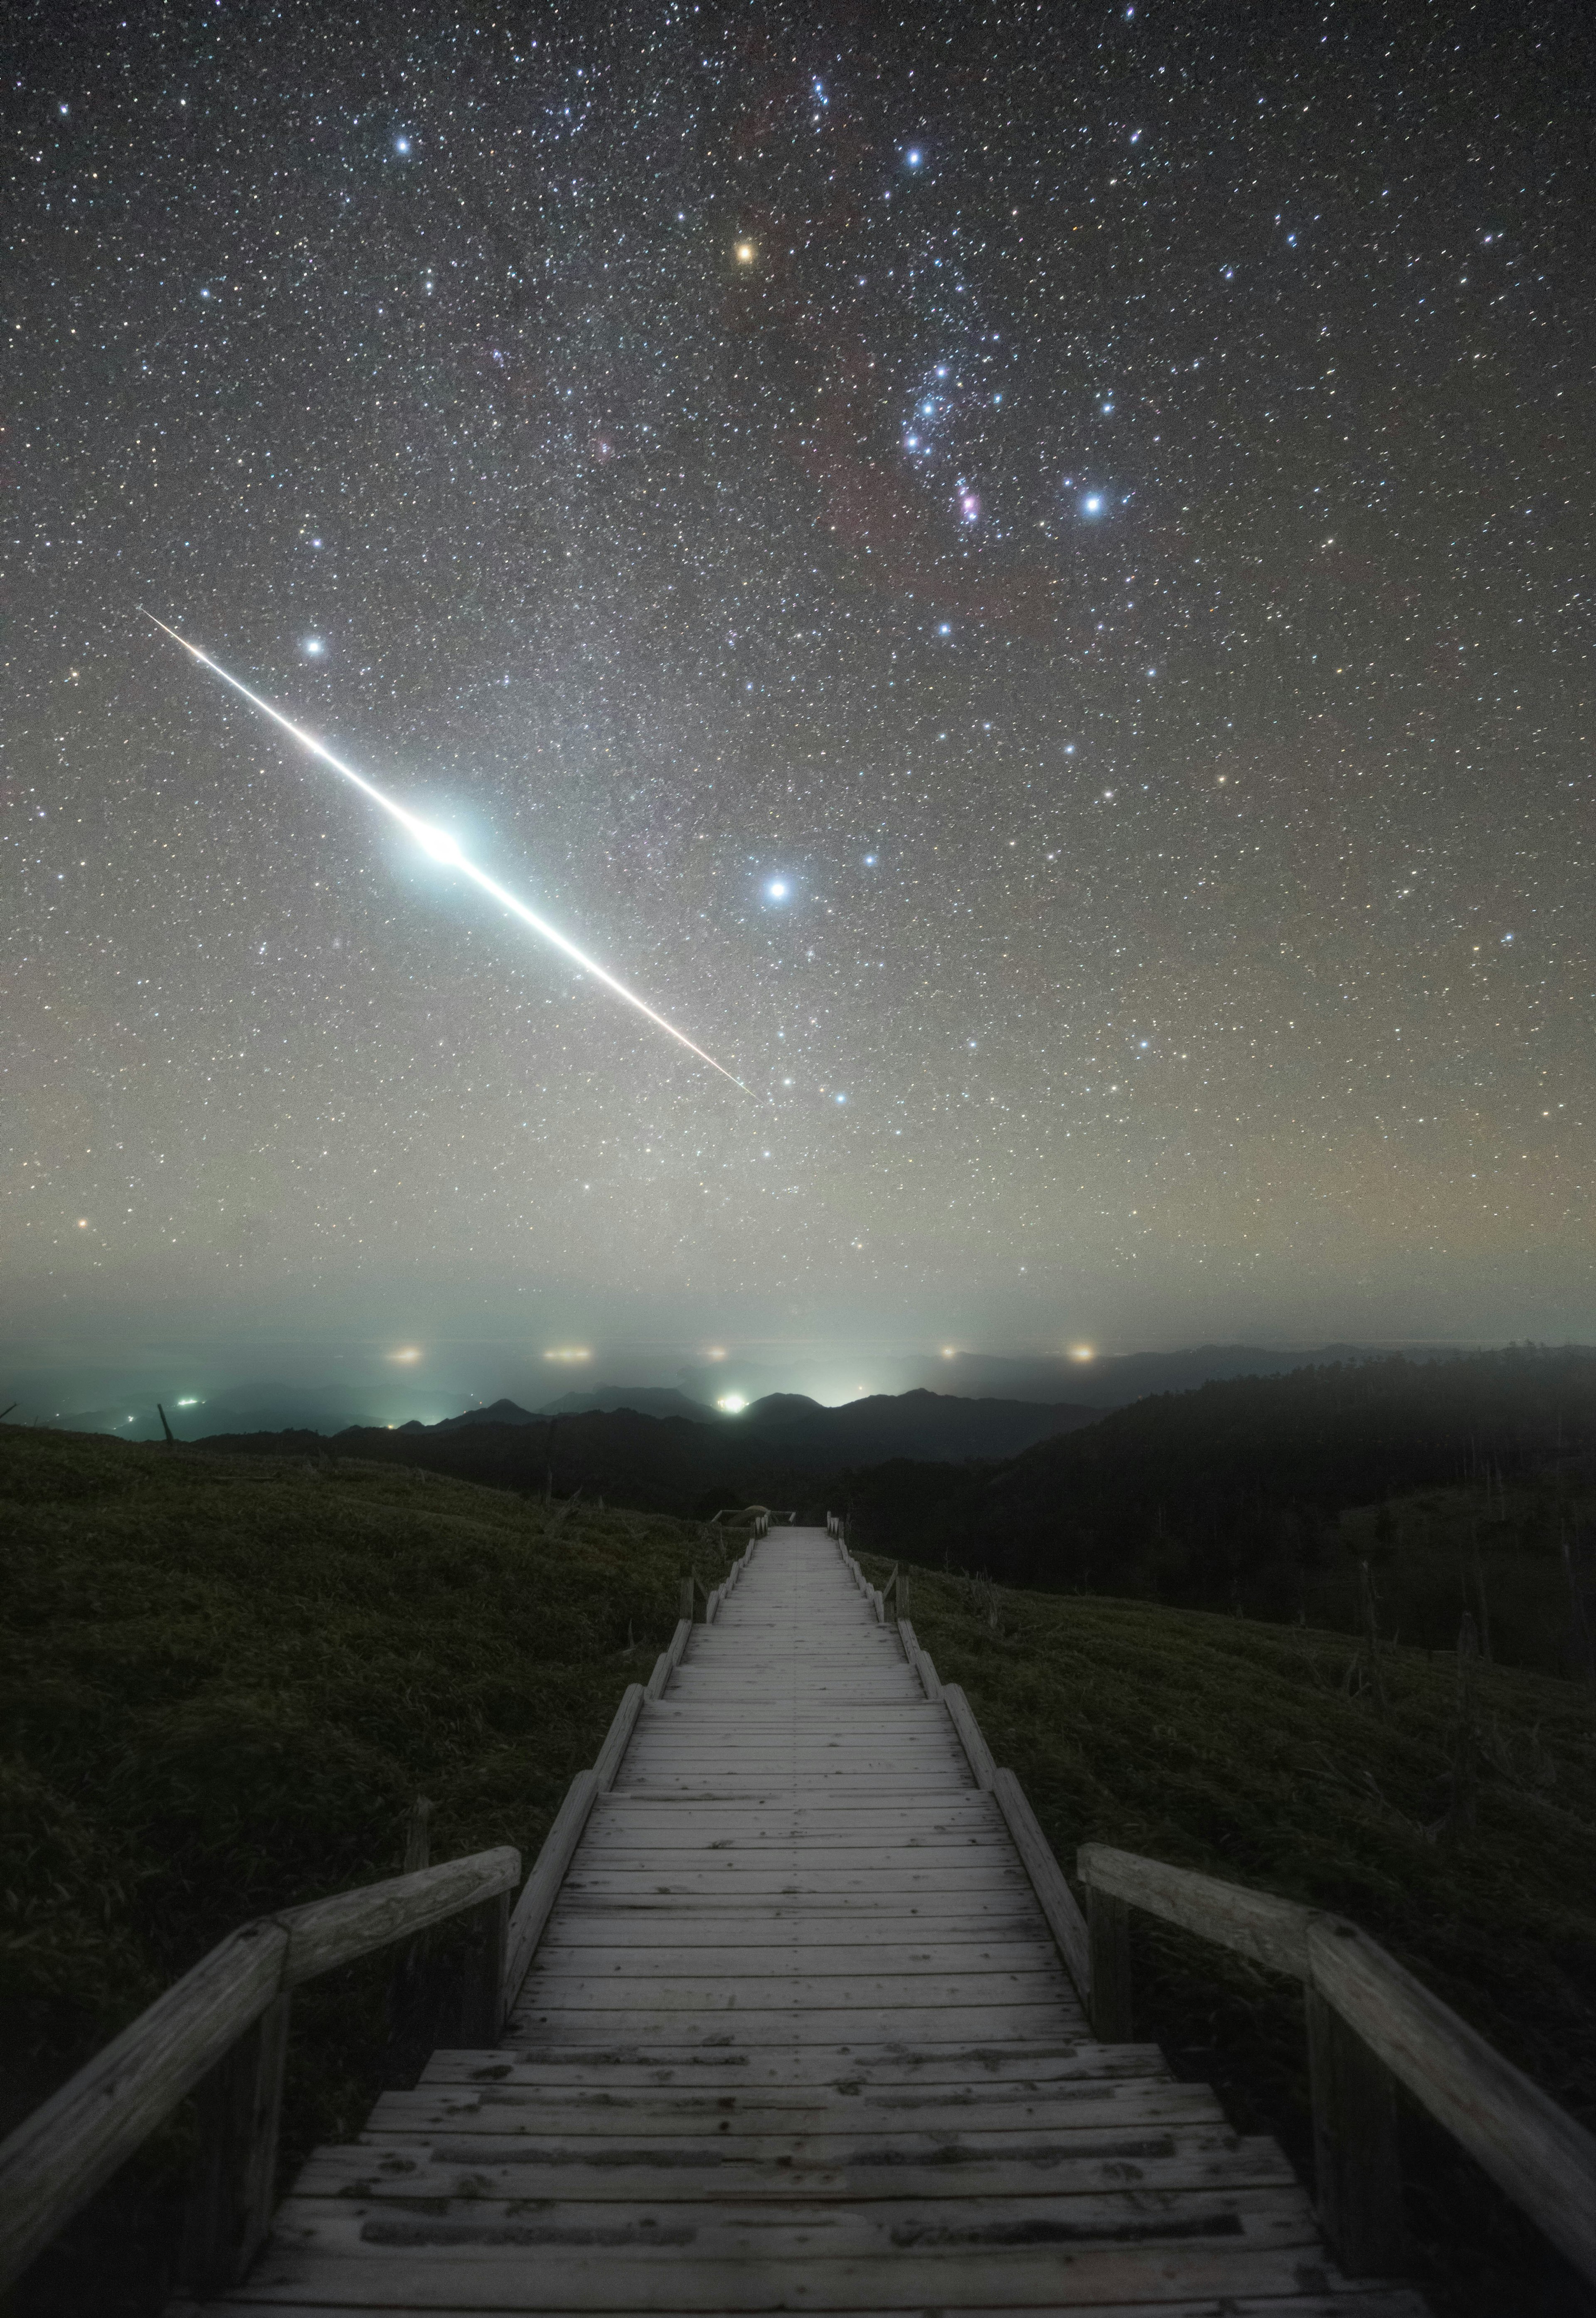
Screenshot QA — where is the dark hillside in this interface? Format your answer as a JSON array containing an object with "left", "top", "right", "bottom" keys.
[
  {"left": 845, "top": 1348, "right": 1596, "bottom": 1674},
  {"left": 0, "top": 1426, "right": 736, "bottom": 2315},
  {"left": 869, "top": 1555, "right": 1596, "bottom": 2318},
  {"left": 197, "top": 1386, "right": 1098, "bottom": 1511}
]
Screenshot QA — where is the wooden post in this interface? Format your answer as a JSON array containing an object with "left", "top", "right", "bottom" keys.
[
  {"left": 402, "top": 1796, "right": 434, "bottom": 1874},
  {"left": 178, "top": 1992, "right": 291, "bottom": 2292},
  {"left": 456, "top": 1890, "right": 510, "bottom": 2046},
  {"left": 679, "top": 1574, "right": 695, "bottom": 1623},
  {"left": 1087, "top": 1886, "right": 1133, "bottom": 2040},
  {"left": 1307, "top": 1986, "right": 1403, "bottom": 2274}
]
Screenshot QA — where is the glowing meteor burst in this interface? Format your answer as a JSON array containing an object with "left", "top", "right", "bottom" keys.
[{"left": 141, "top": 613, "right": 748, "bottom": 1092}]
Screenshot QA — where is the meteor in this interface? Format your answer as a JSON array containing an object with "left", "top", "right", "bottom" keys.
[{"left": 141, "top": 613, "right": 749, "bottom": 1092}]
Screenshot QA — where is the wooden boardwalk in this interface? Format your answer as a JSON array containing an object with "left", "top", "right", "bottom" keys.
[{"left": 180, "top": 1529, "right": 1426, "bottom": 2315}]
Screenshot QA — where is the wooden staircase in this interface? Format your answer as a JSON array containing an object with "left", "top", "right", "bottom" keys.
[{"left": 170, "top": 1527, "right": 1427, "bottom": 2315}]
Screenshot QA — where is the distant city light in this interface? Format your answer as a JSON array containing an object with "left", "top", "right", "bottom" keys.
[
  {"left": 941, "top": 1346, "right": 957, "bottom": 1359},
  {"left": 389, "top": 1346, "right": 421, "bottom": 1363},
  {"left": 706, "top": 1346, "right": 727, "bottom": 1360},
  {"left": 717, "top": 1393, "right": 748, "bottom": 1414},
  {"left": 544, "top": 1347, "right": 593, "bottom": 1363},
  {"left": 1069, "top": 1344, "right": 1096, "bottom": 1361},
  {"left": 175, "top": 1396, "right": 200, "bottom": 1407}
]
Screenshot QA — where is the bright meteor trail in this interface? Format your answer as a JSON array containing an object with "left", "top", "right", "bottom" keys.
[{"left": 141, "top": 613, "right": 749, "bottom": 1092}]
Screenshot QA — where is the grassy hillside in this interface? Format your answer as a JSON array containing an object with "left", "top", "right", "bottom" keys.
[
  {"left": 0, "top": 1426, "right": 734, "bottom": 2314},
  {"left": 867, "top": 1553, "right": 1596, "bottom": 2318}
]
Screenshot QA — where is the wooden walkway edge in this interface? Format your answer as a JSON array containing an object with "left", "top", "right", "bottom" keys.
[{"left": 170, "top": 1526, "right": 1429, "bottom": 2316}]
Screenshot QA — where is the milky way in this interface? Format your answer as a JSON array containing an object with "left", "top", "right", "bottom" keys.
[{"left": 4, "top": 2, "right": 1591, "bottom": 1367}]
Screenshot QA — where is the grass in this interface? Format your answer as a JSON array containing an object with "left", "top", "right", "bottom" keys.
[
  {"left": 1, "top": 1426, "right": 735, "bottom": 2313},
  {"left": 866, "top": 1554, "right": 1596, "bottom": 2318}
]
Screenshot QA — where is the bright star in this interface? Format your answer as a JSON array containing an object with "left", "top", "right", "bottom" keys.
[
  {"left": 1082, "top": 495, "right": 1103, "bottom": 516},
  {"left": 766, "top": 879, "right": 789, "bottom": 900},
  {"left": 905, "top": 148, "right": 922, "bottom": 168},
  {"left": 395, "top": 137, "right": 410, "bottom": 153},
  {"left": 301, "top": 636, "right": 326, "bottom": 656}
]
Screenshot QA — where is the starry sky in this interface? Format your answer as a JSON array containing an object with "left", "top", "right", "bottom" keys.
[{"left": 5, "top": 0, "right": 1592, "bottom": 1409}]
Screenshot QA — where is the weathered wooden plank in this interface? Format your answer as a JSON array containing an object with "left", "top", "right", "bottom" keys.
[
  {"left": 645, "top": 1620, "right": 694, "bottom": 1700},
  {"left": 298, "top": 2131, "right": 1296, "bottom": 2201},
  {"left": 560, "top": 1846, "right": 1019, "bottom": 1875},
  {"left": 941, "top": 1684, "right": 998, "bottom": 1788},
  {"left": 0, "top": 1917, "right": 288, "bottom": 2291},
  {"left": 414, "top": 2042, "right": 1174, "bottom": 2088},
  {"left": 183, "top": 2209, "right": 1333, "bottom": 2311},
  {"left": 506, "top": 2006, "right": 1087, "bottom": 2046},
  {"left": 173, "top": 2293, "right": 1429, "bottom": 2318},
  {"left": 173, "top": 2290, "right": 1436, "bottom": 2308},
  {"left": 1078, "top": 1843, "right": 1313, "bottom": 1980},
  {"left": 516, "top": 1970, "right": 1072, "bottom": 2010},
  {"left": 591, "top": 1684, "right": 645, "bottom": 1791},
  {"left": 542, "top": 1901, "right": 1052, "bottom": 1938},
  {"left": 549, "top": 1891, "right": 1054, "bottom": 1921},
  {"left": 268, "top": 2177, "right": 1320, "bottom": 2247},
  {"left": 1307, "top": 1914, "right": 1596, "bottom": 2285},
  {"left": 528, "top": 1940, "right": 1062, "bottom": 1976},
  {"left": 279, "top": 1847, "right": 521, "bottom": 1988},
  {"left": 366, "top": 2085, "right": 1222, "bottom": 2140},
  {"left": 558, "top": 1864, "right": 1033, "bottom": 1882},
  {"left": 639, "top": 1697, "right": 954, "bottom": 1715},
  {"left": 990, "top": 1768, "right": 1091, "bottom": 2002},
  {"left": 503, "top": 1774, "right": 597, "bottom": 2003}
]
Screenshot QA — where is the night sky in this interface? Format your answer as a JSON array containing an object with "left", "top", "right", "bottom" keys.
[{"left": 5, "top": 2, "right": 1592, "bottom": 1409}]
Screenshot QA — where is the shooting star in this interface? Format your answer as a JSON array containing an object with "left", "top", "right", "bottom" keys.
[{"left": 141, "top": 612, "right": 749, "bottom": 1092}]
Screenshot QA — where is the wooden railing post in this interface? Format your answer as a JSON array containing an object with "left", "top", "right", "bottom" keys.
[
  {"left": 456, "top": 1889, "right": 510, "bottom": 2045},
  {"left": 679, "top": 1573, "right": 695, "bottom": 1623},
  {"left": 1307, "top": 1984, "right": 1404, "bottom": 2275},
  {"left": 1087, "top": 1886, "right": 1133, "bottom": 2039},
  {"left": 178, "top": 1990, "right": 291, "bottom": 2293}
]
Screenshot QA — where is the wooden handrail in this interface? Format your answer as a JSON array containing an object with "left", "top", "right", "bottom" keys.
[
  {"left": 0, "top": 1844, "right": 519, "bottom": 2294},
  {"left": 1078, "top": 1841, "right": 1596, "bottom": 2286}
]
